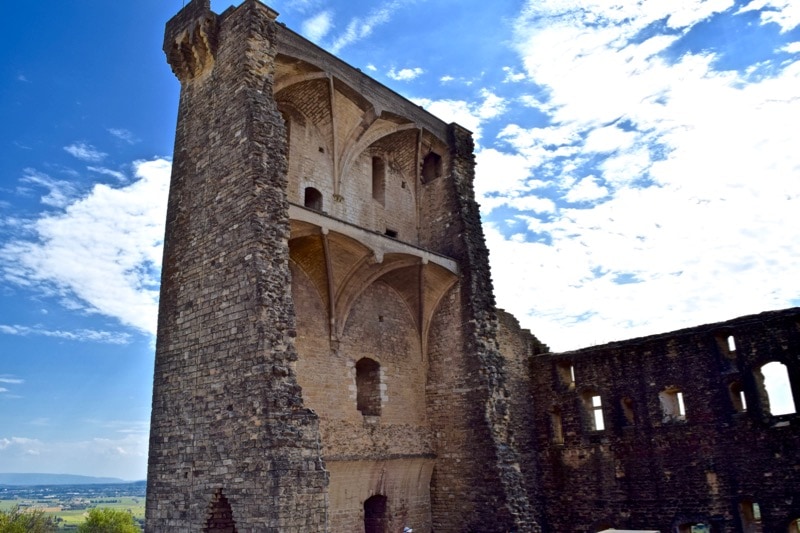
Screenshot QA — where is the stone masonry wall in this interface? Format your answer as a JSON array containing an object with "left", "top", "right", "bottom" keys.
[
  {"left": 147, "top": 1, "right": 327, "bottom": 531},
  {"left": 496, "top": 310, "right": 550, "bottom": 522},
  {"left": 526, "top": 308, "right": 800, "bottom": 532},
  {"left": 420, "top": 124, "right": 540, "bottom": 532}
]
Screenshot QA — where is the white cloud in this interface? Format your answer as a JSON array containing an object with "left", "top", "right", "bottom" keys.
[
  {"left": 477, "top": 0, "right": 800, "bottom": 351},
  {"left": 440, "top": 75, "right": 455, "bottom": 83},
  {"left": 87, "top": 166, "right": 126, "bottom": 182},
  {"left": 330, "top": 0, "right": 413, "bottom": 53},
  {"left": 387, "top": 67, "right": 424, "bottom": 81},
  {"left": 63, "top": 142, "right": 107, "bottom": 163},
  {"left": 366, "top": 64, "right": 378, "bottom": 72},
  {"left": 0, "top": 158, "right": 171, "bottom": 336},
  {"left": 782, "top": 41, "right": 800, "bottom": 53},
  {"left": 564, "top": 176, "right": 609, "bottom": 203},
  {"left": 0, "top": 324, "right": 131, "bottom": 344},
  {"left": 302, "top": 10, "right": 333, "bottom": 42},
  {"left": 0, "top": 376, "right": 24, "bottom": 385},
  {"left": 414, "top": 89, "right": 507, "bottom": 142},
  {"left": 19, "top": 169, "right": 79, "bottom": 208},
  {"left": 738, "top": 0, "right": 800, "bottom": 32},
  {"left": 107, "top": 128, "right": 138, "bottom": 144},
  {"left": 502, "top": 66, "right": 526, "bottom": 82}
]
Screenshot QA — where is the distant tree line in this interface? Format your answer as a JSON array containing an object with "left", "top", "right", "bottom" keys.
[{"left": 0, "top": 506, "right": 139, "bottom": 532}]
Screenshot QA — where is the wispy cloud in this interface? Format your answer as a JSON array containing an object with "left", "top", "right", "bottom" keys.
[
  {"left": 87, "top": 166, "right": 126, "bottom": 182},
  {"left": 738, "top": 0, "right": 800, "bottom": 32},
  {"left": 0, "top": 324, "right": 131, "bottom": 344},
  {"left": 19, "top": 169, "right": 79, "bottom": 208},
  {"left": 387, "top": 67, "right": 424, "bottom": 81},
  {"left": 330, "top": 0, "right": 415, "bottom": 53},
  {"left": 64, "top": 142, "right": 107, "bottom": 163},
  {"left": 0, "top": 158, "right": 171, "bottom": 336},
  {"left": 471, "top": 0, "right": 800, "bottom": 350},
  {"left": 302, "top": 10, "right": 333, "bottom": 42},
  {"left": 0, "top": 376, "right": 24, "bottom": 385},
  {"left": 107, "top": 128, "right": 138, "bottom": 145},
  {"left": 414, "top": 89, "right": 507, "bottom": 142}
]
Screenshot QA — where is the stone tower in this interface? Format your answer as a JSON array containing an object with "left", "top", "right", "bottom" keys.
[{"left": 147, "top": 0, "right": 539, "bottom": 531}]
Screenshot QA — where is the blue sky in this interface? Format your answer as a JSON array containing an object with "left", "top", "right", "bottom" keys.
[{"left": 1, "top": 0, "right": 798, "bottom": 480}]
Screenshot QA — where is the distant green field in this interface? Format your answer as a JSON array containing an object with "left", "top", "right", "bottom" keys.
[{"left": 0, "top": 497, "right": 144, "bottom": 531}]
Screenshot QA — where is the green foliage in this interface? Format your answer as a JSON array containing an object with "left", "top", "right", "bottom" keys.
[
  {"left": 77, "top": 508, "right": 140, "bottom": 533},
  {"left": 0, "top": 505, "right": 57, "bottom": 533}
]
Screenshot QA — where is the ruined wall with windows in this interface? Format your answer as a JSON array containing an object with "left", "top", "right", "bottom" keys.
[
  {"left": 149, "top": 1, "right": 800, "bottom": 532},
  {"left": 520, "top": 308, "right": 800, "bottom": 532}
]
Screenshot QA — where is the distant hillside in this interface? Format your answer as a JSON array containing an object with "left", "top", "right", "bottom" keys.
[{"left": 0, "top": 473, "right": 131, "bottom": 486}]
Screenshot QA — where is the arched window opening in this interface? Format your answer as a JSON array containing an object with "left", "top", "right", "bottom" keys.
[
  {"left": 372, "top": 156, "right": 386, "bottom": 205},
  {"left": 550, "top": 407, "right": 564, "bottom": 444},
  {"left": 659, "top": 386, "right": 686, "bottom": 422},
  {"left": 364, "top": 495, "right": 388, "bottom": 533},
  {"left": 621, "top": 397, "right": 636, "bottom": 426},
  {"left": 556, "top": 361, "right": 576, "bottom": 390},
  {"left": 729, "top": 381, "right": 747, "bottom": 412},
  {"left": 304, "top": 187, "right": 323, "bottom": 211},
  {"left": 582, "top": 392, "right": 604, "bottom": 431},
  {"left": 738, "top": 500, "right": 763, "bottom": 533},
  {"left": 716, "top": 332, "right": 738, "bottom": 361},
  {"left": 205, "top": 489, "right": 237, "bottom": 533},
  {"left": 758, "top": 361, "right": 796, "bottom": 415},
  {"left": 356, "top": 358, "right": 382, "bottom": 416},
  {"left": 421, "top": 152, "right": 442, "bottom": 183}
]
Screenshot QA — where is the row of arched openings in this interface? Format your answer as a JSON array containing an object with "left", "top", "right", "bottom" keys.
[{"left": 204, "top": 489, "right": 389, "bottom": 532}]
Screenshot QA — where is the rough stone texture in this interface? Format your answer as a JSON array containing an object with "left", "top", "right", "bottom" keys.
[
  {"left": 149, "top": 1, "right": 800, "bottom": 531},
  {"left": 147, "top": 1, "right": 328, "bottom": 531},
  {"left": 523, "top": 308, "right": 800, "bottom": 532},
  {"left": 149, "top": 0, "right": 536, "bottom": 531}
]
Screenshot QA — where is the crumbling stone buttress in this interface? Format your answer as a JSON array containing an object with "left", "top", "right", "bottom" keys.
[{"left": 145, "top": 1, "right": 328, "bottom": 531}]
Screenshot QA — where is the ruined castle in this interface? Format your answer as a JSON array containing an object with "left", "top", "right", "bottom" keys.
[{"left": 145, "top": 1, "right": 800, "bottom": 531}]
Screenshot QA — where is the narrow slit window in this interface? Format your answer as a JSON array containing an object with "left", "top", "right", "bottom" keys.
[
  {"left": 727, "top": 335, "right": 737, "bottom": 352},
  {"left": 356, "top": 358, "right": 382, "bottom": 416},
  {"left": 729, "top": 381, "right": 747, "bottom": 412},
  {"left": 621, "top": 397, "right": 635, "bottom": 426},
  {"left": 591, "top": 395, "right": 605, "bottom": 431},
  {"left": 372, "top": 156, "right": 386, "bottom": 205},
  {"left": 551, "top": 407, "right": 564, "bottom": 444},
  {"left": 583, "top": 392, "right": 604, "bottom": 431},
  {"left": 738, "top": 500, "right": 762, "bottom": 532}
]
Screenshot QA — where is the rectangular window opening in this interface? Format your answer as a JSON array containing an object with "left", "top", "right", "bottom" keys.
[
  {"left": 591, "top": 395, "right": 604, "bottom": 431},
  {"left": 727, "top": 335, "right": 737, "bottom": 352}
]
